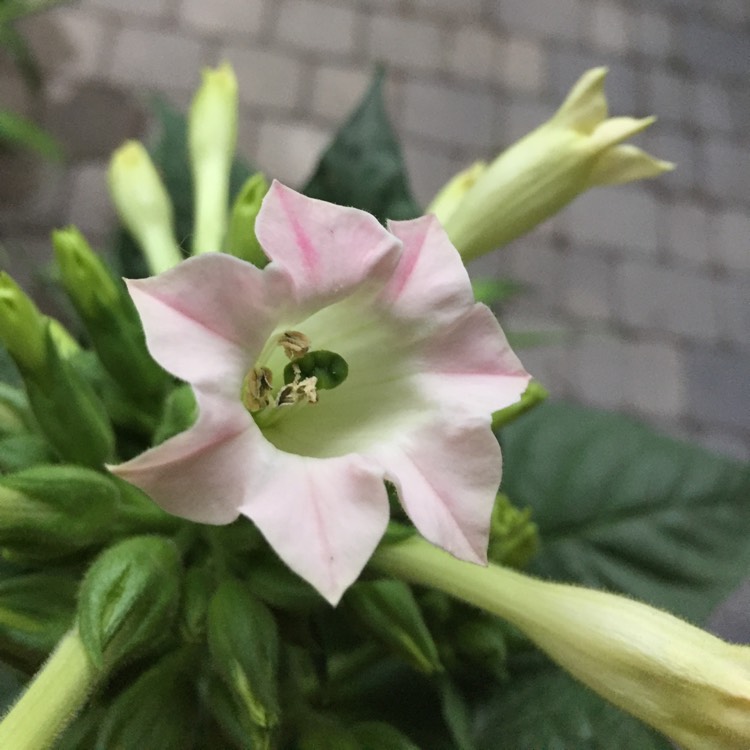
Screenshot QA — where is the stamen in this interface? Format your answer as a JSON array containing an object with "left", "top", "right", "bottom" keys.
[
  {"left": 241, "top": 366, "right": 273, "bottom": 412},
  {"left": 278, "top": 330, "right": 310, "bottom": 360}
]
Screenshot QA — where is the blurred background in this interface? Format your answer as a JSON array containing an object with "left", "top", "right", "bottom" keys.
[{"left": 1, "top": 0, "right": 748, "bottom": 459}]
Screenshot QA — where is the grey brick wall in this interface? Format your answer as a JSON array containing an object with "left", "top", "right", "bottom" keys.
[{"left": 1, "top": 0, "right": 748, "bottom": 459}]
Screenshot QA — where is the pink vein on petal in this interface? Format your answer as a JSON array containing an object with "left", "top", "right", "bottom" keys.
[{"left": 275, "top": 182, "right": 319, "bottom": 277}]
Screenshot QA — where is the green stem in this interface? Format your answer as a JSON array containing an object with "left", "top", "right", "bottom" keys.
[
  {"left": 371, "top": 536, "right": 541, "bottom": 626},
  {"left": 0, "top": 628, "right": 99, "bottom": 750}
]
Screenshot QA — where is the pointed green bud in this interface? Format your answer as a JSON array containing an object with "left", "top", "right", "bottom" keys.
[
  {"left": 441, "top": 68, "right": 674, "bottom": 260},
  {"left": 190, "top": 63, "right": 238, "bottom": 256},
  {"left": 0, "top": 272, "right": 47, "bottom": 372},
  {"left": 108, "top": 140, "right": 183, "bottom": 275},
  {"left": 343, "top": 579, "right": 442, "bottom": 674},
  {"left": 180, "top": 564, "right": 212, "bottom": 643},
  {"left": 0, "top": 466, "right": 118, "bottom": 558},
  {"left": 0, "top": 572, "right": 77, "bottom": 668},
  {"left": 207, "top": 579, "right": 281, "bottom": 744},
  {"left": 22, "top": 329, "right": 115, "bottom": 467},
  {"left": 77, "top": 535, "right": 181, "bottom": 669},
  {"left": 351, "top": 721, "right": 422, "bottom": 750},
  {"left": 487, "top": 493, "right": 539, "bottom": 568},
  {"left": 426, "top": 160, "right": 486, "bottom": 226},
  {"left": 47, "top": 319, "right": 80, "bottom": 360},
  {"left": 52, "top": 227, "right": 119, "bottom": 316},
  {"left": 97, "top": 649, "right": 199, "bottom": 750},
  {"left": 53, "top": 227, "right": 168, "bottom": 402},
  {"left": 225, "top": 172, "right": 270, "bottom": 267}
]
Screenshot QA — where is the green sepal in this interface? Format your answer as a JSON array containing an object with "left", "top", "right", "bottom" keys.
[
  {"left": 487, "top": 493, "right": 539, "bottom": 569},
  {"left": 206, "top": 579, "right": 281, "bottom": 741},
  {"left": 77, "top": 535, "right": 182, "bottom": 670},
  {"left": 0, "top": 572, "right": 77, "bottom": 670},
  {"left": 21, "top": 326, "right": 115, "bottom": 467},
  {"left": 343, "top": 579, "right": 442, "bottom": 674},
  {"left": 491, "top": 379, "right": 548, "bottom": 431},
  {"left": 96, "top": 649, "right": 200, "bottom": 750},
  {"left": 224, "top": 172, "right": 270, "bottom": 267},
  {"left": 53, "top": 227, "right": 169, "bottom": 405},
  {"left": 0, "top": 465, "right": 118, "bottom": 558},
  {"left": 351, "top": 721, "right": 422, "bottom": 750}
]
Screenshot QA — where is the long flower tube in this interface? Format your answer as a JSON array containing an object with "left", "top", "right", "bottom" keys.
[{"left": 373, "top": 536, "right": 750, "bottom": 750}]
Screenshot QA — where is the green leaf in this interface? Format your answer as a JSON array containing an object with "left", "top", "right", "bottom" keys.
[
  {"left": 499, "top": 401, "right": 750, "bottom": 623},
  {"left": 303, "top": 69, "right": 421, "bottom": 223},
  {"left": 473, "top": 653, "right": 670, "bottom": 750},
  {"left": 113, "top": 97, "right": 254, "bottom": 277},
  {"left": 0, "top": 110, "right": 62, "bottom": 161}
]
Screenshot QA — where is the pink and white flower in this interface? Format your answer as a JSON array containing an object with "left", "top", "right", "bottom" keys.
[{"left": 111, "top": 182, "right": 530, "bottom": 604}]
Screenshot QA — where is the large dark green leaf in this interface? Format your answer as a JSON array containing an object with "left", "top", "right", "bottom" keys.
[
  {"left": 303, "top": 70, "right": 421, "bottom": 223},
  {"left": 499, "top": 401, "right": 750, "bottom": 623},
  {"left": 113, "top": 97, "right": 254, "bottom": 277},
  {"left": 472, "top": 653, "right": 669, "bottom": 750}
]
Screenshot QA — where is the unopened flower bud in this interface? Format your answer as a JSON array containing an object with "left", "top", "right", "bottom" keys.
[
  {"left": 224, "top": 172, "right": 270, "bottom": 267},
  {"left": 0, "top": 272, "right": 47, "bottom": 372},
  {"left": 0, "top": 466, "right": 118, "bottom": 558},
  {"left": 441, "top": 68, "right": 673, "bottom": 260},
  {"left": 0, "top": 383, "right": 32, "bottom": 435},
  {"left": 343, "top": 579, "right": 442, "bottom": 674},
  {"left": 108, "top": 140, "right": 183, "bottom": 275},
  {"left": 53, "top": 226, "right": 168, "bottom": 402},
  {"left": 77, "top": 535, "right": 181, "bottom": 669},
  {"left": 97, "top": 649, "right": 199, "bottom": 749},
  {"left": 207, "top": 579, "right": 281, "bottom": 744},
  {"left": 486, "top": 493, "right": 539, "bottom": 568},
  {"left": 189, "top": 63, "right": 238, "bottom": 256}
]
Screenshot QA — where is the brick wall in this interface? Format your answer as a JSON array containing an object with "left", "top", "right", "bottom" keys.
[{"left": 1, "top": 0, "right": 748, "bottom": 458}]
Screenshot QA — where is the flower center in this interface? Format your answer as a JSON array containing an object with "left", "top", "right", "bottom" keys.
[{"left": 241, "top": 330, "right": 349, "bottom": 428}]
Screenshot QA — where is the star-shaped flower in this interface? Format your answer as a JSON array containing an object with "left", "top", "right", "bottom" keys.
[{"left": 111, "top": 182, "right": 530, "bottom": 604}]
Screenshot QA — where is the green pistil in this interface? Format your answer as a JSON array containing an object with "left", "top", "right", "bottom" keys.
[{"left": 283, "top": 350, "right": 349, "bottom": 391}]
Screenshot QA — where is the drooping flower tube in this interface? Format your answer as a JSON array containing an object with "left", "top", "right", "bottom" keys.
[{"left": 110, "top": 182, "right": 530, "bottom": 604}]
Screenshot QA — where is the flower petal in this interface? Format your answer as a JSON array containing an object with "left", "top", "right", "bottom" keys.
[
  {"left": 376, "top": 417, "right": 502, "bottom": 564},
  {"left": 255, "top": 181, "right": 401, "bottom": 310},
  {"left": 381, "top": 215, "right": 474, "bottom": 324},
  {"left": 419, "top": 303, "right": 531, "bottom": 414},
  {"left": 127, "top": 254, "right": 289, "bottom": 396},
  {"left": 239, "top": 453, "right": 390, "bottom": 605},
  {"left": 109, "top": 391, "right": 254, "bottom": 524}
]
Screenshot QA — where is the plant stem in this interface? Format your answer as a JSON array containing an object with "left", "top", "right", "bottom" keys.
[{"left": 0, "top": 628, "right": 99, "bottom": 750}]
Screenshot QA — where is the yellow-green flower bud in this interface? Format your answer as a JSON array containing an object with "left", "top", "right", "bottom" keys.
[
  {"left": 108, "top": 140, "right": 183, "bottom": 275},
  {"left": 189, "top": 63, "right": 238, "bottom": 256},
  {"left": 77, "top": 535, "right": 181, "bottom": 670},
  {"left": 47, "top": 319, "right": 80, "bottom": 360},
  {"left": 224, "top": 172, "right": 270, "bottom": 267},
  {"left": 441, "top": 68, "right": 674, "bottom": 261},
  {"left": 426, "top": 160, "right": 486, "bottom": 227}
]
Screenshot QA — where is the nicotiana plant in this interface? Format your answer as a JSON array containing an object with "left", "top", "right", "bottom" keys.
[{"left": 0, "top": 63, "right": 748, "bottom": 750}]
